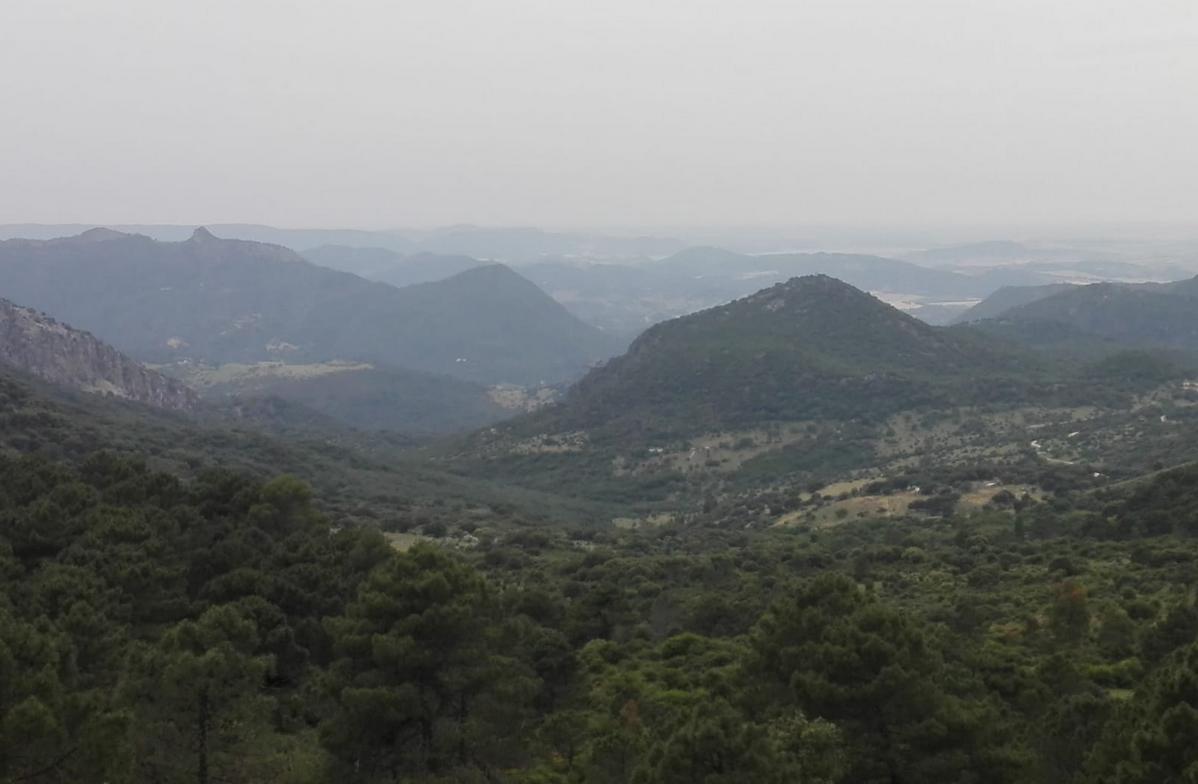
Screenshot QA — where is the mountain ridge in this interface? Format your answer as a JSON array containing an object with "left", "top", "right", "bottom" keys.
[
  {"left": 960, "top": 276, "right": 1198, "bottom": 353},
  {"left": 0, "top": 228, "right": 620, "bottom": 385}
]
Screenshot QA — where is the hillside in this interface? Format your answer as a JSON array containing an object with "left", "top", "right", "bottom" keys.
[
  {"left": 953, "top": 283, "right": 1077, "bottom": 323},
  {"left": 452, "top": 275, "right": 1193, "bottom": 515},
  {"left": 0, "top": 297, "right": 196, "bottom": 411},
  {"left": 982, "top": 280, "right": 1198, "bottom": 352},
  {"left": 0, "top": 228, "right": 620, "bottom": 385},
  {"left": 362, "top": 264, "right": 623, "bottom": 383},
  {"left": 0, "top": 360, "right": 606, "bottom": 526},
  {"left": 531, "top": 275, "right": 1036, "bottom": 436}
]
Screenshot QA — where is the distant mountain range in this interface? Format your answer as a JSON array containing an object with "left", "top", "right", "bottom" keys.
[
  {"left": 653, "top": 246, "right": 997, "bottom": 298},
  {"left": 0, "top": 297, "right": 196, "bottom": 411},
  {"left": 0, "top": 228, "right": 621, "bottom": 386},
  {"left": 0, "top": 223, "right": 686, "bottom": 262}
]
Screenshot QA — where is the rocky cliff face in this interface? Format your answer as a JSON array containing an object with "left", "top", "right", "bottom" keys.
[{"left": 0, "top": 298, "right": 197, "bottom": 411}]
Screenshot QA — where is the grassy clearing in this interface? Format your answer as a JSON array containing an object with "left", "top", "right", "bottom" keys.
[{"left": 383, "top": 532, "right": 427, "bottom": 551}]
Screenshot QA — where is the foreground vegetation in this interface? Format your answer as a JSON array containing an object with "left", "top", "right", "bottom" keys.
[{"left": 4, "top": 447, "right": 1198, "bottom": 783}]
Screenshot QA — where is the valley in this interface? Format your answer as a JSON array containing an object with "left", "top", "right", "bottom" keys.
[
  {"left": 10, "top": 4, "right": 1198, "bottom": 780},
  {"left": 4, "top": 226, "right": 1198, "bottom": 784}
]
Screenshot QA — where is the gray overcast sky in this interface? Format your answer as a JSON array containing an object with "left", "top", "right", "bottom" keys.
[{"left": 2, "top": 0, "right": 1196, "bottom": 230}]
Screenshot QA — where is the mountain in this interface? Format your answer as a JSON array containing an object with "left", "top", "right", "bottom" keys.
[
  {"left": 952, "top": 283, "right": 1077, "bottom": 323},
  {"left": 531, "top": 275, "right": 1036, "bottom": 436},
  {"left": 0, "top": 297, "right": 196, "bottom": 411},
  {"left": 0, "top": 223, "right": 418, "bottom": 252},
  {"left": 972, "top": 278, "right": 1198, "bottom": 352},
  {"left": 0, "top": 223, "right": 685, "bottom": 260},
  {"left": 301, "top": 245, "right": 483, "bottom": 288},
  {"left": 357, "top": 264, "right": 624, "bottom": 384},
  {"left": 0, "top": 228, "right": 620, "bottom": 385}
]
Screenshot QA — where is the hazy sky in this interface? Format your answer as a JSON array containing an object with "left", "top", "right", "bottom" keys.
[{"left": 2, "top": 0, "right": 1197, "bottom": 230}]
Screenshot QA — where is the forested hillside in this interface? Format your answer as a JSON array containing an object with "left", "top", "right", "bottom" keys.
[
  {"left": 535, "top": 275, "right": 1039, "bottom": 437},
  {"left": 5, "top": 447, "right": 1198, "bottom": 782}
]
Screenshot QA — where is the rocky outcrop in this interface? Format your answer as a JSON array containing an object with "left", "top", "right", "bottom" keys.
[{"left": 0, "top": 298, "right": 197, "bottom": 411}]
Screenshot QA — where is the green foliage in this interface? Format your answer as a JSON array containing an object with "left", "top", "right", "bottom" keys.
[
  {"left": 537, "top": 275, "right": 1045, "bottom": 438},
  {"left": 747, "top": 573, "right": 1016, "bottom": 782},
  {"left": 6, "top": 435, "right": 1198, "bottom": 782},
  {"left": 321, "top": 545, "right": 538, "bottom": 778}
]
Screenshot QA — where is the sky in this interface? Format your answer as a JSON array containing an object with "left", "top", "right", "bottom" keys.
[{"left": 2, "top": 0, "right": 1197, "bottom": 231}]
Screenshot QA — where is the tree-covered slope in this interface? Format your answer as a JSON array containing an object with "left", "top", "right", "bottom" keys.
[
  {"left": 986, "top": 280, "right": 1198, "bottom": 351},
  {"left": 0, "top": 364, "right": 602, "bottom": 526},
  {"left": 7, "top": 437, "right": 1198, "bottom": 783},
  {"left": 953, "top": 283, "right": 1077, "bottom": 323}
]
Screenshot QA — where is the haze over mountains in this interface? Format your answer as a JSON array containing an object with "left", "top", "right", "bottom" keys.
[
  {"left": 6, "top": 223, "right": 1198, "bottom": 436},
  {"left": 0, "top": 223, "right": 688, "bottom": 262},
  {"left": 7, "top": 222, "right": 1198, "bottom": 783},
  {"left": 520, "top": 243, "right": 1181, "bottom": 335},
  {"left": 0, "top": 228, "right": 619, "bottom": 385},
  {"left": 12, "top": 0, "right": 1198, "bottom": 776}
]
